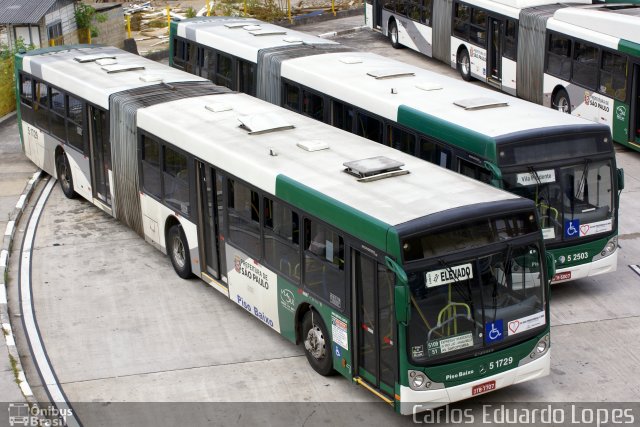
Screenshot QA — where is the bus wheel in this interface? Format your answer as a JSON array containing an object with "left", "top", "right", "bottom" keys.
[
  {"left": 302, "top": 309, "right": 334, "bottom": 376},
  {"left": 457, "top": 48, "right": 472, "bottom": 81},
  {"left": 167, "top": 224, "right": 192, "bottom": 279},
  {"left": 388, "top": 20, "right": 401, "bottom": 49},
  {"left": 55, "top": 152, "right": 77, "bottom": 199},
  {"left": 552, "top": 89, "right": 571, "bottom": 114}
]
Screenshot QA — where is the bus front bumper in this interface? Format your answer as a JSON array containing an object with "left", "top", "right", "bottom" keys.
[
  {"left": 400, "top": 350, "right": 550, "bottom": 416},
  {"left": 552, "top": 249, "right": 618, "bottom": 284}
]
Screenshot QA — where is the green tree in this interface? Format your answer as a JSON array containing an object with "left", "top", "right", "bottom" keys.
[{"left": 74, "top": 3, "right": 107, "bottom": 39}]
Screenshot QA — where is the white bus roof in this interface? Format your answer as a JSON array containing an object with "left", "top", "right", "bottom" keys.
[
  {"left": 20, "top": 46, "right": 206, "bottom": 109},
  {"left": 280, "top": 51, "right": 601, "bottom": 139},
  {"left": 551, "top": 4, "right": 640, "bottom": 45},
  {"left": 174, "top": 17, "right": 338, "bottom": 63},
  {"left": 137, "top": 93, "right": 519, "bottom": 227},
  {"left": 457, "top": 0, "right": 590, "bottom": 19}
]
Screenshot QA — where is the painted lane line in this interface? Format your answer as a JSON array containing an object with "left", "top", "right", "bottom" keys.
[
  {"left": 20, "top": 178, "right": 82, "bottom": 427},
  {"left": 16, "top": 194, "right": 26, "bottom": 210},
  {"left": 630, "top": 265, "right": 640, "bottom": 278},
  {"left": 5, "top": 220, "right": 14, "bottom": 237}
]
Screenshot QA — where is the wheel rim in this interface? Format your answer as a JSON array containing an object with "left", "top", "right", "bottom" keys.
[
  {"left": 304, "top": 324, "right": 326, "bottom": 360},
  {"left": 172, "top": 234, "right": 186, "bottom": 269},
  {"left": 390, "top": 25, "right": 398, "bottom": 44},
  {"left": 555, "top": 96, "right": 569, "bottom": 113},
  {"left": 58, "top": 157, "right": 71, "bottom": 191},
  {"left": 460, "top": 54, "right": 470, "bottom": 76}
]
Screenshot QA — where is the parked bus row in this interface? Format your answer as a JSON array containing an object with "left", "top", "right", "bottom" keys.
[
  {"left": 169, "top": 16, "right": 624, "bottom": 285},
  {"left": 16, "top": 45, "right": 553, "bottom": 413},
  {"left": 365, "top": 0, "right": 640, "bottom": 152}
]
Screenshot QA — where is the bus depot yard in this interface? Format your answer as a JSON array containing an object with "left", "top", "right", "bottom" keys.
[{"left": 0, "top": 14, "right": 640, "bottom": 427}]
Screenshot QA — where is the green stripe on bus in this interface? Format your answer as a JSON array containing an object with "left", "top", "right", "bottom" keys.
[
  {"left": 23, "top": 44, "right": 96, "bottom": 56},
  {"left": 397, "top": 105, "right": 498, "bottom": 160},
  {"left": 169, "top": 22, "right": 178, "bottom": 65},
  {"left": 275, "top": 174, "right": 395, "bottom": 255},
  {"left": 619, "top": 39, "right": 640, "bottom": 57}
]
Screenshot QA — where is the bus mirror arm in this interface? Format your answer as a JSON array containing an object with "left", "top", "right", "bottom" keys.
[
  {"left": 483, "top": 161, "right": 503, "bottom": 189},
  {"left": 385, "top": 256, "right": 411, "bottom": 325},
  {"left": 545, "top": 251, "right": 556, "bottom": 285},
  {"left": 617, "top": 168, "right": 624, "bottom": 192}
]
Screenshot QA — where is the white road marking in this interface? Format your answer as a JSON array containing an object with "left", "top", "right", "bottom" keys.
[{"left": 20, "top": 178, "right": 82, "bottom": 427}]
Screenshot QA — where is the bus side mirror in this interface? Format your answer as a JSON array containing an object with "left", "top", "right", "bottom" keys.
[
  {"left": 385, "top": 256, "right": 411, "bottom": 325},
  {"left": 618, "top": 168, "right": 624, "bottom": 191},
  {"left": 395, "top": 286, "right": 411, "bottom": 325},
  {"left": 545, "top": 251, "right": 556, "bottom": 284}
]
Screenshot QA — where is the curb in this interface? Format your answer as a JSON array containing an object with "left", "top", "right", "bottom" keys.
[
  {"left": 1, "top": 169, "right": 43, "bottom": 403},
  {"left": 0, "top": 112, "right": 17, "bottom": 126},
  {"left": 318, "top": 24, "right": 367, "bottom": 39}
]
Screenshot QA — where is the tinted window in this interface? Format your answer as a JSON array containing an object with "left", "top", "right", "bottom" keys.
[
  {"left": 600, "top": 51, "right": 627, "bottom": 101},
  {"left": 304, "top": 218, "right": 345, "bottom": 309},
  {"left": 141, "top": 136, "right": 161, "bottom": 199},
  {"left": 546, "top": 33, "right": 571, "bottom": 80},
  {"left": 572, "top": 42, "right": 598, "bottom": 90},
  {"left": 264, "top": 198, "right": 300, "bottom": 281},
  {"left": 228, "top": 179, "right": 260, "bottom": 258}
]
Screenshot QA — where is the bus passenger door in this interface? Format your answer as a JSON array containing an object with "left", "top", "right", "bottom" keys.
[
  {"left": 88, "top": 105, "right": 111, "bottom": 207},
  {"left": 353, "top": 250, "right": 397, "bottom": 399},
  {"left": 488, "top": 17, "right": 503, "bottom": 85},
  {"left": 196, "top": 161, "right": 226, "bottom": 285}
]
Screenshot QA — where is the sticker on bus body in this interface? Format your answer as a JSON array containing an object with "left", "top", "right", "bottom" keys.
[
  {"left": 579, "top": 218, "right": 612, "bottom": 237},
  {"left": 425, "top": 263, "right": 473, "bottom": 287},
  {"left": 428, "top": 332, "right": 474, "bottom": 356},
  {"left": 331, "top": 313, "right": 349, "bottom": 351},
  {"left": 507, "top": 311, "right": 546, "bottom": 336},
  {"left": 516, "top": 169, "right": 556, "bottom": 186}
]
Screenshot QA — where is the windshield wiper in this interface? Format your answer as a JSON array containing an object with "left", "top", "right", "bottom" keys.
[{"left": 575, "top": 158, "right": 590, "bottom": 200}]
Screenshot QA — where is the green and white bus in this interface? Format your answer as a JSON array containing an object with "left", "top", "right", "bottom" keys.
[
  {"left": 16, "top": 45, "right": 552, "bottom": 414},
  {"left": 365, "top": 0, "right": 640, "bottom": 151},
  {"left": 170, "top": 17, "right": 624, "bottom": 284}
]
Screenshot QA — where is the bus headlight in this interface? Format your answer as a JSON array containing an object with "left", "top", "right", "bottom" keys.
[
  {"left": 601, "top": 237, "right": 617, "bottom": 257},
  {"left": 411, "top": 372, "right": 426, "bottom": 389},
  {"left": 530, "top": 335, "right": 550, "bottom": 359},
  {"left": 408, "top": 370, "right": 444, "bottom": 391}
]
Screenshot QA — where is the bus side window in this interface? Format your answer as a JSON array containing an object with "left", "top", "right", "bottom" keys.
[
  {"left": 356, "top": 111, "right": 383, "bottom": 143},
  {"left": 504, "top": 19, "right": 517, "bottom": 60},
  {"left": 572, "top": 42, "right": 598, "bottom": 91},
  {"left": 227, "top": 178, "right": 261, "bottom": 259},
  {"left": 458, "top": 158, "right": 492, "bottom": 184},
  {"left": 238, "top": 59, "right": 256, "bottom": 96},
  {"left": 303, "top": 218, "right": 345, "bottom": 310},
  {"left": 284, "top": 82, "right": 300, "bottom": 112},
  {"left": 453, "top": 2, "right": 470, "bottom": 41},
  {"left": 141, "top": 135, "right": 162, "bottom": 199},
  {"left": 422, "top": 0, "right": 433, "bottom": 26},
  {"left": 34, "top": 81, "right": 50, "bottom": 133},
  {"left": 470, "top": 8, "right": 487, "bottom": 46},
  {"left": 215, "top": 53, "right": 233, "bottom": 89},
  {"left": 419, "top": 138, "right": 451, "bottom": 169},
  {"left": 546, "top": 33, "right": 571, "bottom": 81},
  {"left": 205, "top": 48, "right": 216, "bottom": 82},
  {"left": 263, "top": 197, "right": 300, "bottom": 281},
  {"left": 331, "top": 99, "right": 354, "bottom": 131},
  {"left": 164, "top": 146, "right": 191, "bottom": 217},
  {"left": 20, "top": 74, "right": 33, "bottom": 108},
  {"left": 600, "top": 51, "right": 627, "bottom": 101},
  {"left": 302, "top": 90, "right": 324, "bottom": 121},
  {"left": 388, "top": 125, "right": 417, "bottom": 155}
]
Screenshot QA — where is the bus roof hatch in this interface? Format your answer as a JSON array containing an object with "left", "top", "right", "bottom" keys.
[
  {"left": 454, "top": 97, "right": 509, "bottom": 111},
  {"left": 237, "top": 113, "right": 294, "bottom": 135},
  {"left": 343, "top": 156, "right": 409, "bottom": 182}
]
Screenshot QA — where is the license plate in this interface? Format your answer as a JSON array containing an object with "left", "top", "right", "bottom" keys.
[
  {"left": 552, "top": 271, "right": 572, "bottom": 282},
  {"left": 472, "top": 380, "right": 496, "bottom": 396}
]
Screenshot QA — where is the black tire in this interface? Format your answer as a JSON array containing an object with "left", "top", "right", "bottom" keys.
[
  {"left": 388, "top": 20, "right": 401, "bottom": 49},
  {"left": 457, "top": 48, "right": 472, "bottom": 81},
  {"left": 167, "top": 224, "right": 192, "bottom": 279},
  {"left": 55, "top": 152, "right": 77, "bottom": 199},
  {"left": 552, "top": 89, "right": 571, "bottom": 114},
  {"left": 302, "top": 309, "right": 334, "bottom": 376}
]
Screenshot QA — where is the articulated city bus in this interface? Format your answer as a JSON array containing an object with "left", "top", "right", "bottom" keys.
[
  {"left": 365, "top": 0, "right": 640, "bottom": 151},
  {"left": 169, "top": 17, "right": 624, "bottom": 284},
  {"left": 16, "top": 45, "right": 552, "bottom": 413}
]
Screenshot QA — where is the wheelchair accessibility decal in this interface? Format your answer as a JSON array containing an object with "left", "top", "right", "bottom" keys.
[
  {"left": 485, "top": 320, "right": 504, "bottom": 344},
  {"left": 564, "top": 219, "right": 580, "bottom": 239}
]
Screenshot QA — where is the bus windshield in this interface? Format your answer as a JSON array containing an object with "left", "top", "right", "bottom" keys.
[
  {"left": 502, "top": 159, "right": 614, "bottom": 243},
  {"left": 402, "top": 213, "right": 546, "bottom": 366}
]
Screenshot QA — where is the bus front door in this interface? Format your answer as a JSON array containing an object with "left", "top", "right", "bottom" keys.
[
  {"left": 353, "top": 250, "right": 397, "bottom": 400},
  {"left": 488, "top": 17, "right": 503, "bottom": 86},
  {"left": 196, "top": 161, "right": 226, "bottom": 285},
  {"left": 88, "top": 105, "right": 111, "bottom": 207}
]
